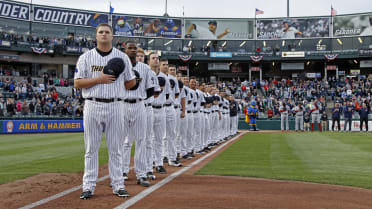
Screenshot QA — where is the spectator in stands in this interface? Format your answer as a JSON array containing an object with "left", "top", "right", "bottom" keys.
[
  {"left": 0, "top": 98, "right": 4, "bottom": 116},
  {"left": 6, "top": 98, "right": 16, "bottom": 116},
  {"left": 51, "top": 102, "right": 58, "bottom": 115},
  {"left": 21, "top": 100, "right": 29, "bottom": 115},
  {"left": 43, "top": 102, "right": 51, "bottom": 115},
  {"left": 35, "top": 100, "right": 42, "bottom": 115},
  {"left": 16, "top": 100, "right": 22, "bottom": 113},
  {"left": 29, "top": 100, "right": 35, "bottom": 114},
  {"left": 61, "top": 103, "right": 68, "bottom": 116},
  {"left": 267, "top": 109, "right": 273, "bottom": 119}
]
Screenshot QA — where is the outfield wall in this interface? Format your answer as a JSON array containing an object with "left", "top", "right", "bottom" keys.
[
  {"left": 1, "top": 119, "right": 371, "bottom": 133},
  {"left": 238, "top": 120, "right": 372, "bottom": 131},
  {"left": 1, "top": 120, "right": 84, "bottom": 134}
]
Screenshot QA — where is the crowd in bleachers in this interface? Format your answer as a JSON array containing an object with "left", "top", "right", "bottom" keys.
[
  {"left": 228, "top": 77, "right": 372, "bottom": 119},
  {"left": 0, "top": 31, "right": 96, "bottom": 48},
  {"left": 0, "top": 76, "right": 83, "bottom": 117}
]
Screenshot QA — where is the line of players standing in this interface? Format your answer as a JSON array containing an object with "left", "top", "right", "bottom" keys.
[
  {"left": 279, "top": 99, "right": 370, "bottom": 132},
  {"left": 122, "top": 42, "right": 240, "bottom": 188}
]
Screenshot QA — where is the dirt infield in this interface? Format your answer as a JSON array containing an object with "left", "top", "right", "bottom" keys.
[{"left": 1, "top": 131, "right": 372, "bottom": 209}]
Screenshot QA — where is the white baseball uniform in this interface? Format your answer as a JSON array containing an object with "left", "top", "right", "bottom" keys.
[
  {"left": 75, "top": 47, "right": 134, "bottom": 193},
  {"left": 121, "top": 62, "right": 155, "bottom": 180},
  {"left": 153, "top": 71, "right": 171, "bottom": 167}
]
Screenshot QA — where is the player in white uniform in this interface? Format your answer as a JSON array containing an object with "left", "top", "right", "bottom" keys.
[
  {"left": 282, "top": 20, "right": 302, "bottom": 39},
  {"left": 171, "top": 69, "right": 186, "bottom": 162},
  {"left": 121, "top": 41, "right": 156, "bottom": 187},
  {"left": 180, "top": 77, "right": 192, "bottom": 159},
  {"left": 75, "top": 23, "right": 136, "bottom": 199},
  {"left": 292, "top": 102, "right": 304, "bottom": 131},
  {"left": 279, "top": 101, "right": 290, "bottom": 131},
  {"left": 310, "top": 100, "right": 322, "bottom": 132},
  {"left": 163, "top": 62, "right": 182, "bottom": 167},
  {"left": 145, "top": 52, "right": 161, "bottom": 180},
  {"left": 152, "top": 57, "right": 171, "bottom": 174},
  {"left": 194, "top": 81, "right": 206, "bottom": 154}
]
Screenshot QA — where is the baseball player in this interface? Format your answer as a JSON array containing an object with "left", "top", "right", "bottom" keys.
[
  {"left": 292, "top": 102, "right": 304, "bottom": 131},
  {"left": 210, "top": 88, "right": 221, "bottom": 144},
  {"left": 164, "top": 62, "right": 182, "bottom": 167},
  {"left": 310, "top": 99, "right": 322, "bottom": 132},
  {"left": 152, "top": 57, "right": 171, "bottom": 174},
  {"left": 121, "top": 41, "right": 156, "bottom": 187},
  {"left": 185, "top": 20, "right": 230, "bottom": 39},
  {"left": 180, "top": 76, "right": 192, "bottom": 159},
  {"left": 193, "top": 80, "right": 206, "bottom": 154},
  {"left": 279, "top": 101, "right": 289, "bottom": 131},
  {"left": 74, "top": 23, "right": 136, "bottom": 199},
  {"left": 229, "top": 95, "right": 238, "bottom": 136},
  {"left": 172, "top": 69, "right": 186, "bottom": 161},
  {"left": 185, "top": 78, "right": 197, "bottom": 158},
  {"left": 145, "top": 52, "right": 161, "bottom": 180},
  {"left": 200, "top": 83, "right": 211, "bottom": 152}
]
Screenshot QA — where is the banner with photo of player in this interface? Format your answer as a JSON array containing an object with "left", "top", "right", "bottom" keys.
[
  {"left": 333, "top": 13, "right": 372, "bottom": 37},
  {"left": 257, "top": 17, "right": 330, "bottom": 39},
  {"left": 184, "top": 19, "right": 254, "bottom": 40},
  {"left": 112, "top": 15, "right": 182, "bottom": 38}
]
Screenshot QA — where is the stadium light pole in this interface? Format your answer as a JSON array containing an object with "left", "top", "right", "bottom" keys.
[
  {"left": 287, "top": 0, "right": 290, "bottom": 17},
  {"left": 164, "top": 0, "right": 169, "bottom": 17}
]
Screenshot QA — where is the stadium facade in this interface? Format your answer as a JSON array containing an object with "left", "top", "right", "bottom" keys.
[{"left": 0, "top": 0, "right": 372, "bottom": 82}]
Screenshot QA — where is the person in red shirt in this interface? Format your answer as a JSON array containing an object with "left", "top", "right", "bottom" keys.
[
  {"left": 267, "top": 109, "right": 273, "bottom": 118},
  {"left": 16, "top": 100, "right": 22, "bottom": 112}
]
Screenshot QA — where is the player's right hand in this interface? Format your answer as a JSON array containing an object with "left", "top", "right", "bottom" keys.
[{"left": 97, "top": 72, "right": 116, "bottom": 84}]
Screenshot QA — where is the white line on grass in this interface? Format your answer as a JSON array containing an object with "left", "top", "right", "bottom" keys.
[
  {"left": 114, "top": 133, "right": 243, "bottom": 209},
  {"left": 18, "top": 167, "right": 134, "bottom": 209}
]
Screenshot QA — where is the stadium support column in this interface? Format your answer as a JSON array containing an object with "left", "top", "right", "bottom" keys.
[
  {"left": 249, "top": 63, "right": 251, "bottom": 82},
  {"left": 336, "top": 66, "right": 339, "bottom": 79},
  {"left": 259, "top": 63, "right": 262, "bottom": 82},
  {"left": 324, "top": 62, "right": 327, "bottom": 81}
]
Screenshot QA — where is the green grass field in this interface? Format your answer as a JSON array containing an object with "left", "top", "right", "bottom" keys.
[
  {"left": 196, "top": 132, "right": 372, "bottom": 189},
  {"left": 0, "top": 133, "right": 134, "bottom": 185}
]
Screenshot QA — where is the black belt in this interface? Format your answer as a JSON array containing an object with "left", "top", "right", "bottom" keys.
[
  {"left": 164, "top": 103, "right": 172, "bottom": 107},
  {"left": 211, "top": 111, "right": 215, "bottom": 113},
  {"left": 123, "top": 98, "right": 143, "bottom": 104},
  {"left": 152, "top": 105, "right": 163, "bottom": 109},
  {"left": 193, "top": 111, "right": 198, "bottom": 113},
  {"left": 145, "top": 103, "right": 152, "bottom": 107},
  {"left": 174, "top": 105, "right": 179, "bottom": 109},
  {"left": 86, "top": 98, "right": 122, "bottom": 103},
  {"left": 187, "top": 110, "right": 192, "bottom": 113}
]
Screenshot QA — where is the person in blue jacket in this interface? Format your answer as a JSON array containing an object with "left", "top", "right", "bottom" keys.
[
  {"left": 248, "top": 100, "right": 258, "bottom": 131},
  {"left": 343, "top": 100, "right": 354, "bottom": 132},
  {"left": 359, "top": 102, "right": 369, "bottom": 132},
  {"left": 331, "top": 102, "right": 342, "bottom": 131}
]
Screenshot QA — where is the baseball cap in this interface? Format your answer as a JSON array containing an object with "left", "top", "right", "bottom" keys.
[{"left": 208, "top": 20, "right": 217, "bottom": 26}]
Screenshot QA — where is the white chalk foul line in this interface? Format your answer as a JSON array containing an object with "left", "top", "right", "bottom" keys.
[
  {"left": 114, "top": 133, "right": 243, "bottom": 209},
  {"left": 18, "top": 167, "right": 134, "bottom": 209}
]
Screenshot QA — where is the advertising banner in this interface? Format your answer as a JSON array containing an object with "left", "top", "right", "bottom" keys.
[
  {"left": 3, "top": 120, "right": 84, "bottom": 134},
  {"left": 257, "top": 17, "right": 330, "bottom": 39},
  {"left": 33, "top": 6, "right": 108, "bottom": 27},
  {"left": 0, "top": 0, "right": 29, "bottom": 20},
  {"left": 113, "top": 15, "right": 182, "bottom": 38},
  {"left": 334, "top": 13, "right": 372, "bottom": 37},
  {"left": 328, "top": 120, "right": 372, "bottom": 131},
  {"left": 184, "top": 19, "right": 254, "bottom": 39},
  {"left": 210, "top": 52, "right": 232, "bottom": 58}
]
